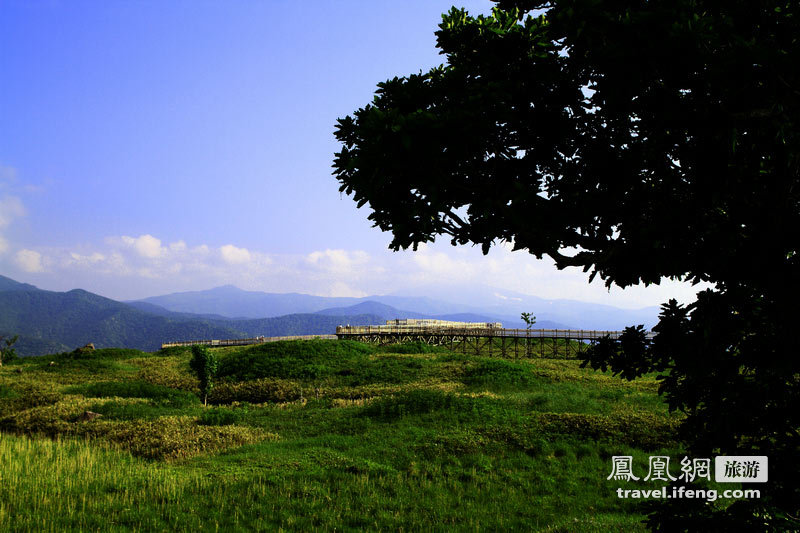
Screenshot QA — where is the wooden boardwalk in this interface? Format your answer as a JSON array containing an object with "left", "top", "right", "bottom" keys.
[
  {"left": 161, "top": 325, "right": 652, "bottom": 358},
  {"left": 161, "top": 334, "right": 337, "bottom": 349},
  {"left": 335, "top": 325, "right": 654, "bottom": 358}
]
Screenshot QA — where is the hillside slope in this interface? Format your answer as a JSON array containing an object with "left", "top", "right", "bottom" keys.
[
  {"left": 0, "top": 289, "right": 245, "bottom": 355},
  {"left": 0, "top": 281, "right": 383, "bottom": 355}
]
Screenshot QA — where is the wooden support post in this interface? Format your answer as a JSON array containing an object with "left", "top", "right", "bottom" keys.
[{"left": 554, "top": 331, "right": 558, "bottom": 358}]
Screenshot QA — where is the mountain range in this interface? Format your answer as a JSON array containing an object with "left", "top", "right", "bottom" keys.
[
  {"left": 0, "top": 275, "right": 381, "bottom": 356},
  {"left": 0, "top": 274, "right": 660, "bottom": 356},
  {"left": 133, "top": 283, "right": 660, "bottom": 330}
]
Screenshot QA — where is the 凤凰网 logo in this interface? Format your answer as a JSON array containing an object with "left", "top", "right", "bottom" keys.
[{"left": 608, "top": 455, "right": 767, "bottom": 483}]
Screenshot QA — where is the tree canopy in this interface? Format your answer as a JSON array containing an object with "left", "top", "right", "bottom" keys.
[
  {"left": 334, "top": 1, "right": 799, "bottom": 530},
  {"left": 190, "top": 345, "right": 218, "bottom": 406}
]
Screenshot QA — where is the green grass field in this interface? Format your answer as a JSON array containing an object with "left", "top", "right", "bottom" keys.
[{"left": 0, "top": 340, "right": 688, "bottom": 531}]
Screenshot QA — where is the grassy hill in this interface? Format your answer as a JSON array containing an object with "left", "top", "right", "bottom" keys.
[{"left": 0, "top": 338, "right": 722, "bottom": 531}]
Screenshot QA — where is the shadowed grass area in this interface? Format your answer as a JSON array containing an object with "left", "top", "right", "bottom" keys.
[{"left": 0, "top": 339, "right": 700, "bottom": 531}]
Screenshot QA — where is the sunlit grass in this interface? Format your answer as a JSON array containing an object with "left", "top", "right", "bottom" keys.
[{"left": 0, "top": 339, "right": 685, "bottom": 531}]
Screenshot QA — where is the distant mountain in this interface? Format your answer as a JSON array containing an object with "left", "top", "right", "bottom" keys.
[
  {"left": 132, "top": 284, "right": 659, "bottom": 330},
  {"left": 125, "top": 300, "right": 241, "bottom": 321},
  {"left": 213, "top": 313, "right": 382, "bottom": 338},
  {"left": 315, "top": 301, "right": 572, "bottom": 329},
  {"left": 385, "top": 284, "right": 661, "bottom": 330},
  {"left": 315, "top": 301, "right": 420, "bottom": 320},
  {"left": 0, "top": 274, "right": 39, "bottom": 292},
  {"left": 0, "top": 287, "right": 246, "bottom": 355},
  {"left": 0, "top": 277, "right": 383, "bottom": 356},
  {"left": 133, "top": 285, "right": 363, "bottom": 318}
]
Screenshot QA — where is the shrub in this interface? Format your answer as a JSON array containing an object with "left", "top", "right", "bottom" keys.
[
  {"left": 0, "top": 395, "right": 105, "bottom": 435},
  {"left": 463, "top": 359, "right": 536, "bottom": 389},
  {"left": 209, "top": 378, "right": 302, "bottom": 405},
  {"left": 336, "top": 356, "right": 425, "bottom": 386},
  {"left": 133, "top": 358, "right": 199, "bottom": 392},
  {"left": 156, "top": 346, "right": 191, "bottom": 357},
  {"left": 0, "top": 381, "right": 62, "bottom": 418},
  {"left": 97, "top": 416, "right": 275, "bottom": 460},
  {"left": 486, "top": 411, "right": 682, "bottom": 451},
  {"left": 65, "top": 381, "right": 199, "bottom": 407},
  {"left": 198, "top": 407, "right": 243, "bottom": 426},
  {"left": 88, "top": 400, "right": 184, "bottom": 421},
  {"left": 361, "top": 389, "right": 485, "bottom": 420},
  {"left": 60, "top": 348, "right": 148, "bottom": 360},
  {"left": 0, "top": 396, "right": 274, "bottom": 460},
  {"left": 0, "top": 384, "right": 20, "bottom": 399}
]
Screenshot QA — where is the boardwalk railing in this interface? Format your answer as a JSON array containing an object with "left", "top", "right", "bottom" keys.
[
  {"left": 335, "top": 325, "right": 654, "bottom": 341},
  {"left": 161, "top": 334, "right": 337, "bottom": 349},
  {"left": 334, "top": 325, "right": 654, "bottom": 358}
]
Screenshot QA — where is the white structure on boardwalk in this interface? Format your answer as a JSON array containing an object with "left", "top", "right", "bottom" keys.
[{"left": 384, "top": 319, "right": 502, "bottom": 328}]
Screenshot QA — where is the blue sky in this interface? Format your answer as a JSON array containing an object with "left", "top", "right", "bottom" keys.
[{"left": 0, "top": 1, "right": 708, "bottom": 307}]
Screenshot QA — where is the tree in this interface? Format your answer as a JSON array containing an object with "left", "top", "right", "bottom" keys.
[
  {"left": 333, "top": 2, "right": 799, "bottom": 530},
  {"left": 0, "top": 335, "right": 19, "bottom": 367},
  {"left": 520, "top": 312, "right": 536, "bottom": 329},
  {"left": 190, "top": 345, "right": 218, "bottom": 406}
]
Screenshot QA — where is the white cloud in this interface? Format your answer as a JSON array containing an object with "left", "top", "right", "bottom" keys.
[
  {"left": 108, "top": 252, "right": 126, "bottom": 270},
  {"left": 14, "top": 230, "right": 709, "bottom": 308},
  {"left": 494, "top": 292, "right": 522, "bottom": 302},
  {"left": 306, "top": 249, "right": 370, "bottom": 273},
  {"left": 220, "top": 244, "right": 252, "bottom": 264},
  {"left": 121, "top": 234, "right": 165, "bottom": 258},
  {"left": 69, "top": 252, "right": 106, "bottom": 265},
  {"left": 326, "top": 281, "right": 368, "bottom": 298},
  {"left": 15, "top": 249, "right": 44, "bottom": 272},
  {"left": 169, "top": 240, "right": 187, "bottom": 252},
  {"left": 409, "top": 245, "right": 477, "bottom": 284}
]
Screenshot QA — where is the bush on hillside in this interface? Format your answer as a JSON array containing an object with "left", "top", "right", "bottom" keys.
[
  {"left": 208, "top": 378, "right": 302, "bottom": 404},
  {"left": 463, "top": 359, "right": 536, "bottom": 389},
  {"left": 216, "top": 340, "right": 375, "bottom": 382},
  {"left": 65, "top": 381, "right": 199, "bottom": 407}
]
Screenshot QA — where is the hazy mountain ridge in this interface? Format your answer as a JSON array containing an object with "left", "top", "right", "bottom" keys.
[
  {"left": 135, "top": 284, "right": 659, "bottom": 329},
  {"left": 314, "top": 302, "right": 572, "bottom": 329},
  {"left": 133, "top": 285, "right": 364, "bottom": 318}
]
